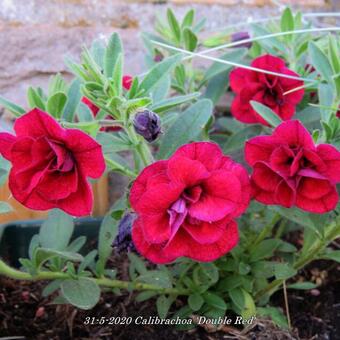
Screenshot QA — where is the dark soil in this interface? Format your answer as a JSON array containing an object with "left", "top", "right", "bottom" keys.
[{"left": 0, "top": 258, "right": 339, "bottom": 340}]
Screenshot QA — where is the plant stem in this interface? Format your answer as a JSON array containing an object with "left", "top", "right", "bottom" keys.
[
  {"left": 104, "top": 157, "right": 137, "bottom": 178},
  {"left": 0, "top": 259, "right": 189, "bottom": 296},
  {"left": 255, "top": 220, "right": 338, "bottom": 301},
  {"left": 251, "top": 213, "right": 281, "bottom": 249}
]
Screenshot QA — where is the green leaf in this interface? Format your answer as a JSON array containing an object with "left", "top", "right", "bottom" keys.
[
  {"left": 157, "top": 99, "right": 213, "bottom": 159},
  {"left": 308, "top": 42, "right": 333, "bottom": 82},
  {"left": 156, "top": 295, "right": 173, "bottom": 318},
  {"left": 328, "top": 35, "right": 340, "bottom": 74},
  {"left": 151, "top": 75, "right": 171, "bottom": 103},
  {"left": 61, "top": 278, "right": 100, "bottom": 310},
  {"left": 112, "top": 53, "right": 123, "bottom": 97},
  {"left": 274, "top": 262, "right": 297, "bottom": 280},
  {"left": 250, "top": 101, "right": 282, "bottom": 127},
  {"left": 240, "top": 289, "right": 256, "bottom": 319},
  {"left": 204, "top": 71, "right": 230, "bottom": 105},
  {"left": 97, "top": 213, "right": 118, "bottom": 275},
  {"left": 48, "top": 74, "right": 67, "bottom": 97},
  {"left": 104, "top": 33, "right": 123, "bottom": 77},
  {"left": 136, "top": 291, "right": 158, "bottom": 302},
  {"left": 200, "top": 263, "right": 219, "bottom": 284},
  {"left": 126, "top": 97, "right": 153, "bottom": 115},
  {"left": 42, "top": 279, "right": 63, "bottom": 297},
  {"left": 78, "top": 101, "right": 94, "bottom": 122},
  {"left": 250, "top": 239, "right": 281, "bottom": 262},
  {"left": 78, "top": 250, "right": 98, "bottom": 273},
  {"left": 0, "top": 201, "right": 12, "bottom": 214},
  {"left": 271, "top": 206, "right": 322, "bottom": 237},
  {"left": 47, "top": 92, "right": 67, "bottom": 118},
  {"left": 151, "top": 92, "right": 200, "bottom": 113},
  {"left": 188, "top": 293, "right": 204, "bottom": 311},
  {"left": 251, "top": 24, "right": 286, "bottom": 54},
  {"left": 280, "top": 7, "right": 294, "bottom": 42},
  {"left": 321, "top": 250, "right": 340, "bottom": 262},
  {"left": 203, "top": 49, "right": 246, "bottom": 82},
  {"left": 27, "top": 87, "right": 46, "bottom": 110},
  {"left": 96, "top": 132, "right": 132, "bottom": 154},
  {"left": 318, "top": 83, "right": 335, "bottom": 122},
  {"left": 34, "top": 248, "right": 83, "bottom": 268},
  {"left": 139, "top": 54, "right": 182, "bottom": 95},
  {"left": 287, "top": 282, "right": 317, "bottom": 290},
  {"left": 167, "top": 8, "right": 181, "bottom": 44},
  {"left": 181, "top": 9, "right": 194, "bottom": 28},
  {"left": 63, "top": 78, "right": 82, "bottom": 122},
  {"left": 229, "top": 287, "right": 245, "bottom": 310},
  {"left": 257, "top": 307, "right": 289, "bottom": 329},
  {"left": 137, "top": 270, "right": 172, "bottom": 289},
  {"left": 183, "top": 27, "right": 197, "bottom": 52},
  {"left": 39, "top": 209, "right": 74, "bottom": 251},
  {"left": 128, "top": 252, "right": 147, "bottom": 276},
  {"left": 203, "top": 292, "right": 227, "bottom": 310},
  {"left": 66, "top": 236, "right": 86, "bottom": 253},
  {"left": 91, "top": 39, "right": 105, "bottom": 69},
  {"left": 0, "top": 95, "right": 26, "bottom": 117},
  {"left": 28, "top": 234, "right": 40, "bottom": 260}
]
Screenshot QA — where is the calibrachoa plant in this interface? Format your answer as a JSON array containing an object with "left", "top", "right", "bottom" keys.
[{"left": 0, "top": 6, "right": 340, "bottom": 330}]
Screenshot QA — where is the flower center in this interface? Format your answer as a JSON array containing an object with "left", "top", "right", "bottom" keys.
[{"left": 166, "top": 186, "right": 203, "bottom": 244}]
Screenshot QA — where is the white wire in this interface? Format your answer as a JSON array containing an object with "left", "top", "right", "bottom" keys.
[{"left": 149, "top": 40, "right": 315, "bottom": 82}]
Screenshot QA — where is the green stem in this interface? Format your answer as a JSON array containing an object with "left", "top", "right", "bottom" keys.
[
  {"left": 255, "top": 219, "right": 340, "bottom": 301},
  {"left": 105, "top": 157, "right": 137, "bottom": 178},
  {"left": 251, "top": 213, "right": 281, "bottom": 249},
  {"left": 0, "top": 259, "right": 189, "bottom": 296}
]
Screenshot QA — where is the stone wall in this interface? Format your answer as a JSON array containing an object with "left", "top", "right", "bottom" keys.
[{"left": 0, "top": 0, "right": 334, "bottom": 106}]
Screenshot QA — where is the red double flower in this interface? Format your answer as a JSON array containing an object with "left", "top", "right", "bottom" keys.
[
  {"left": 245, "top": 120, "right": 340, "bottom": 213},
  {"left": 0, "top": 109, "right": 105, "bottom": 216},
  {"left": 230, "top": 55, "right": 304, "bottom": 125},
  {"left": 130, "top": 142, "right": 251, "bottom": 264}
]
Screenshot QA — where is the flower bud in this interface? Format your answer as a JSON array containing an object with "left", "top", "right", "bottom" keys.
[
  {"left": 112, "top": 213, "right": 136, "bottom": 252},
  {"left": 133, "top": 110, "right": 161, "bottom": 142},
  {"left": 154, "top": 53, "right": 164, "bottom": 62},
  {"left": 231, "top": 31, "right": 252, "bottom": 49}
]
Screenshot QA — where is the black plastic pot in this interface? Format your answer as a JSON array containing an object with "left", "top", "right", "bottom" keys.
[{"left": 0, "top": 218, "right": 102, "bottom": 268}]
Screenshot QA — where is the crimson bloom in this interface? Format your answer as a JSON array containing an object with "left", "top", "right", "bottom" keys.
[
  {"left": 122, "top": 75, "right": 133, "bottom": 90},
  {"left": 245, "top": 120, "right": 340, "bottom": 213},
  {"left": 0, "top": 109, "right": 105, "bottom": 216},
  {"left": 230, "top": 55, "right": 304, "bottom": 125},
  {"left": 130, "top": 142, "right": 251, "bottom": 264}
]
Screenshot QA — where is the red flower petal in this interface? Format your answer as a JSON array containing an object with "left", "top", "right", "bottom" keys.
[
  {"left": 230, "top": 67, "right": 252, "bottom": 93},
  {"left": 122, "top": 75, "right": 133, "bottom": 90},
  {"left": 317, "top": 144, "right": 340, "bottom": 182},
  {"left": 130, "top": 160, "right": 169, "bottom": 211},
  {"left": 172, "top": 142, "right": 223, "bottom": 171},
  {"left": 188, "top": 170, "right": 242, "bottom": 221},
  {"left": 273, "top": 120, "right": 315, "bottom": 149},
  {"left": 0, "top": 132, "right": 16, "bottom": 160},
  {"left": 245, "top": 135, "right": 278, "bottom": 166},
  {"left": 56, "top": 173, "right": 93, "bottom": 216},
  {"left": 296, "top": 184, "right": 338, "bottom": 213},
  {"left": 167, "top": 156, "right": 210, "bottom": 187},
  {"left": 64, "top": 129, "right": 105, "bottom": 179},
  {"left": 14, "top": 108, "right": 65, "bottom": 140},
  {"left": 132, "top": 218, "right": 239, "bottom": 264}
]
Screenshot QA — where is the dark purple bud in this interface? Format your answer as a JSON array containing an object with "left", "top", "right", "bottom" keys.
[
  {"left": 154, "top": 54, "right": 164, "bottom": 62},
  {"left": 231, "top": 31, "right": 252, "bottom": 49},
  {"left": 112, "top": 213, "right": 136, "bottom": 252},
  {"left": 133, "top": 110, "right": 161, "bottom": 142}
]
